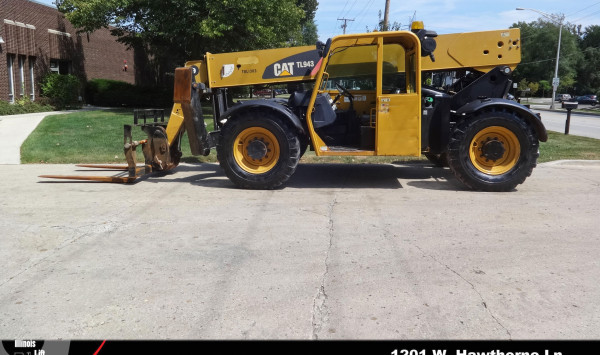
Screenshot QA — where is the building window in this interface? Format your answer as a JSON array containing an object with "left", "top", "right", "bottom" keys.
[
  {"left": 19, "top": 56, "right": 25, "bottom": 97},
  {"left": 50, "top": 59, "right": 71, "bottom": 75},
  {"left": 29, "top": 57, "right": 36, "bottom": 101},
  {"left": 7, "top": 55, "right": 15, "bottom": 103}
]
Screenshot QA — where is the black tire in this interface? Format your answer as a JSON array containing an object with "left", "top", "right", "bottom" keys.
[
  {"left": 447, "top": 109, "right": 539, "bottom": 191},
  {"left": 424, "top": 152, "right": 448, "bottom": 167},
  {"left": 217, "top": 112, "right": 300, "bottom": 189}
]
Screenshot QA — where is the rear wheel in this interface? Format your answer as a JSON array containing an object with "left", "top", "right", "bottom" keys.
[
  {"left": 447, "top": 109, "right": 539, "bottom": 191},
  {"left": 217, "top": 112, "right": 300, "bottom": 189}
]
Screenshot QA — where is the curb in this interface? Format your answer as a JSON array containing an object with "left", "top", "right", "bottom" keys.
[
  {"left": 539, "top": 159, "right": 600, "bottom": 167},
  {"left": 526, "top": 106, "right": 600, "bottom": 117}
]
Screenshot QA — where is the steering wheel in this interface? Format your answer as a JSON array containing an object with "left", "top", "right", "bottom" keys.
[{"left": 331, "top": 81, "right": 354, "bottom": 107}]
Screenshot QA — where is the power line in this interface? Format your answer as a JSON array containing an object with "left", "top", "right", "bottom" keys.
[
  {"left": 348, "top": 0, "right": 376, "bottom": 32},
  {"left": 517, "top": 2, "right": 600, "bottom": 28},
  {"left": 566, "top": 1, "right": 600, "bottom": 18},
  {"left": 341, "top": 0, "right": 359, "bottom": 20},
  {"left": 519, "top": 58, "right": 555, "bottom": 66},
  {"left": 518, "top": 5, "right": 597, "bottom": 42},
  {"left": 572, "top": 8, "right": 600, "bottom": 23},
  {"left": 337, "top": 0, "right": 350, "bottom": 20}
]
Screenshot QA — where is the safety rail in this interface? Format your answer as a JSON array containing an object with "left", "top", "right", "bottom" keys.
[{"left": 134, "top": 109, "right": 166, "bottom": 126}]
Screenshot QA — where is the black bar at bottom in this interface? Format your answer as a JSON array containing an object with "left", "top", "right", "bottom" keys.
[{"left": 2, "top": 340, "right": 597, "bottom": 355}]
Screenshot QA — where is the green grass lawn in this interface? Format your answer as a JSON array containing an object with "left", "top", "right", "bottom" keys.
[
  {"left": 21, "top": 109, "right": 216, "bottom": 164},
  {"left": 538, "top": 131, "right": 600, "bottom": 162},
  {"left": 20, "top": 109, "right": 600, "bottom": 164}
]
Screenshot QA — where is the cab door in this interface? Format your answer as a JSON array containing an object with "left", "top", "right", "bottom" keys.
[{"left": 375, "top": 36, "right": 422, "bottom": 156}]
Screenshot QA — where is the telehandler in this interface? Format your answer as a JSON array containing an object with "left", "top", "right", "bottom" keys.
[{"left": 42, "top": 22, "right": 547, "bottom": 191}]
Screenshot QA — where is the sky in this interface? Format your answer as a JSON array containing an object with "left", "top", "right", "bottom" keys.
[
  {"left": 315, "top": 0, "right": 600, "bottom": 41},
  {"left": 33, "top": 0, "right": 600, "bottom": 41}
]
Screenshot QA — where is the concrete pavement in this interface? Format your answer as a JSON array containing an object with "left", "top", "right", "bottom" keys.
[
  {"left": 1, "top": 161, "right": 600, "bottom": 339},
  {"left": 1, "top": 103, "right": 600, "bottom": 339}
]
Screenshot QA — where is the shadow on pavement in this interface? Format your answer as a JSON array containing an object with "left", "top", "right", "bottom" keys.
[{"left": 147, "top": 162, "right": 462, "bottom": 191}]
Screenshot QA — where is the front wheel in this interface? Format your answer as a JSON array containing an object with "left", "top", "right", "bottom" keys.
[
  {"left": 447, "top": 109, "right": 539, "bottom": 191},
  {"left": 217, "top": 112, "right": 300, "bottom": 189}
]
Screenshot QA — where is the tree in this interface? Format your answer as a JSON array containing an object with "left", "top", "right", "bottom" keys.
[
  {"left": 527, "top": 81, "right": 540, "bottom": 96},
  {"left": 576, "top": 25, "right": 600, "bottom": 95},
  {"left": 301, "top": 20, "right": 319, "bottom": 45},
  {"left": 516, "top": 78, "right": 541, "bottom": 97},
  {"left": 577, "top": 47, "right": 600, "bottom": 95},
  {"left": 517, "top": 78, "right": 529, "bottom": 91},
  {"left": 580, "top": 25, "right": 600, "bottom": 49},
  {"left": 511, "top": 18, "right": 582, "bottom": 94},
  {"left": 538, "top": 80, "right": 551, "bottom": 97},
  {"left": 56, "top": 0, "right": 316, "bottom": 84},
  {"left": 40, "top": 74, "right": 81, "bottom": 109},
  {"left": 296, "top": 0, "right": 318, "bottom": 45}
]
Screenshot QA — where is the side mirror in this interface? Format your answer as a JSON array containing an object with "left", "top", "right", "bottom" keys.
[
  {"left": 412, "top": 29, "right": 437, "bottom": 62},
  {"left": 317, "top": 38, "right": 332, "bottom": 58},
  {"left": 316, "top": 40, "right": 324, "bottom": 52}
]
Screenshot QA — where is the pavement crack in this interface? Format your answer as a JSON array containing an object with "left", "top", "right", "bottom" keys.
[
  {"left": 311, "top": 194, "right": 337, "bottom": 340},
  {"left": 411, "top": 243, "right": 512, "bottom": 340}
]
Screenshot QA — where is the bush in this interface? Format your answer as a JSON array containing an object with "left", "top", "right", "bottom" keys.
[
  {"left": 40, "top": 74, "right": 82, "bottom": 109},
  {"left": 85, "top": 78, "right": 172, "bottom": 108},
  {"left": 0, "top": 97, "right": 54, "bottom": 115}
]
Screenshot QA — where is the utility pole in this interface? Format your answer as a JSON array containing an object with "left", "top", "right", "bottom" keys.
[
  {"left": 516, "top": 8, "right": 564, "bottom": 110},
  {"left": 383, "top": 0, "right": 391, "bottom": 31},
  {"left": 337, "top": 18, "right": 354, "bottom": 34}
]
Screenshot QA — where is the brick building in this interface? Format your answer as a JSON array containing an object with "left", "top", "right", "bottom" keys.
[{"left": 0, "top": 0, "right": 135, "bottom": 103}]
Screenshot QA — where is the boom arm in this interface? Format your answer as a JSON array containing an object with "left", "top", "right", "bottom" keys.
[{"left": 421, "top": 28, "right": 521, "bottom": 73}]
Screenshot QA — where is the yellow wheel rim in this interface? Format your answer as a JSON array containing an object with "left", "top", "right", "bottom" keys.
[
  {"left": 233, "top": 127, "right": 280, "bottom": 174},
  {"left": 469, "top": 126, "right": 520, "bottom": 175}
]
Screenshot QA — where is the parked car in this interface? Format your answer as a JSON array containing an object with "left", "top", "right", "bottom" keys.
[
  {"left": 584, "top": 94, "right": 597, "bottom": 101},
  {"left": 252, "top": 88, "right": 272, "bottom": 97},
  {"left": 575, "top": 95, "right": 598, "bottom": 106},
  {"left": 555, "top": 93, "right": 571, "bottom": 102}
]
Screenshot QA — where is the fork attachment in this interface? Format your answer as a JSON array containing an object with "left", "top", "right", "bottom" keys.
[{"left": 39, "top": 119, "right": 181, "bottom": 183}]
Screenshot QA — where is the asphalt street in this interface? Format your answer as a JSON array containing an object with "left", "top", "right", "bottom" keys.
[
  {"left": 1, "top": 161, "right": 599, "bottom": 339},
  {"left": 532, "top": 107, "right": 600, "bottom": 139}
]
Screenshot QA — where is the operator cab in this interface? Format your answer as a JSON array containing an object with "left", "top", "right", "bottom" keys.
[
  {"left": 288, "top": 84, "right": 361, "bottom": 147},
  {"left": 306, "top": 32, "right": 422, "bottom": 156}
]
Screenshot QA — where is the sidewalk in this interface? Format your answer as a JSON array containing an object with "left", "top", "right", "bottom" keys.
[{"left": 0, "top": 107, "right": 108, "bottom": 164}]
